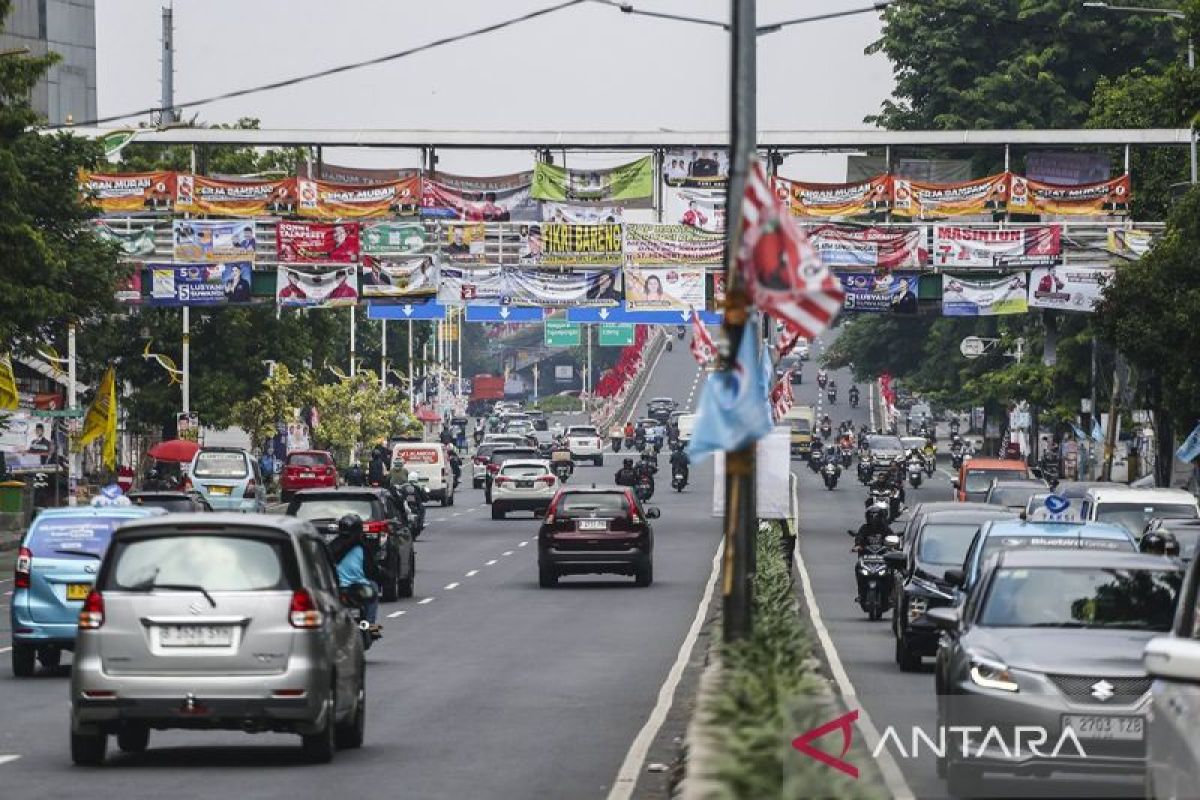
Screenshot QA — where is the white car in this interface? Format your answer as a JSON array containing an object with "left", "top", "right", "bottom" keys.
[
  {"left": 491, "top": 460, "right": 558, "bottom": 519},
  {"left": 565, "top": 425, "right": 604, "bottom": 466},
  {"left": 1085, "top": 487, "right": 1200, "bottom": 538}
]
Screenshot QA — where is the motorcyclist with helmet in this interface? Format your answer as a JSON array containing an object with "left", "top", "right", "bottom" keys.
[
  {"left": 639, "top": 446, "right": 659, "bottom": 475},
  {"left": 615, "top": 458, "right": 638, "bottom": 487},
  {"left": 330, "top": 514, "right": 382, "bottom": 640},
  {"left": 852, "top": 504, "right": 895, "bottom": 601},
  {"left": 1140, "top": 527, "right": 1182, "bottom": 557},
  {"left": 669, "top": 443, "right": 690, "bottom": 486}
]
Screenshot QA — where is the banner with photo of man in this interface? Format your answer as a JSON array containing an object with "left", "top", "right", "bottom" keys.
[
  {"left": 276, "top": 221, "right": 360, "bottom": 264},
  {"left": 172, "top": 220, "right": 257, "bottom": 262},
  {"left": 932, "top": 225, "right": 1062, "bottom": 268},
  {"left": 294, "top": 176, "right": 421, "bottom": 219},
  {"left": 892, "top": 173, "right": 1010, "bottom": 218},
  {"left": 420, "top": 171, "right": 540, "bottom": 221},
  {"left": 442, "top": 223, "right": 489, "bottom": 263},
  {"left": 805, "top": 225, "right": 926, "bottom": 270},
  {"left": 147, "top": 262, "right": 254, "bottom": 306},
  {"left": 837, "top": 272, "right": 920, "bottom": 313},
  {"left": 1009, "top": 174, "right": 1130, "bottom": 216},
  {"left": 541, "top": 203, "right": 623, "bottom": 224},
  {"left": 623, "top": 267, "right": 705, "bottom": 310},
  {"left": 438, "top": 265, "right": 506, "bottom": 305},
  {"left": 502, "top": 266, "right": 623, "bottom": 307},
  {"left": 541, "top": 223, "right": 624, "bottom": 266},
  {"left": 361, "top": 221, "right": 427, "bottom": 256},
  {"left": 662, "top": 148, "right": 729, "bottom": 188},
  {"left": 115, "top": 270, "right": 142, "bottom": 305},
  {"left": 531, "top": 157, "right": 653, "bottom": 207},
  {"left": 1027, "top": 265, "right": 1113, "bottom": 312},
  {"left": 781, "top": 175, "right": 891, "bottom": 218},
  {"left": 662, "top": 148, "right": 728, "bottom": 233},
  {"left": 942, "top": 274, "right": 1029, "bottom": 316},
  {"left": 361, "top": 255, "right": 437, "bottom": 299},
  {"left": 80, "top": 170, "right": 175, "bottom": 212},
  {"left": 93, "top": 221, "right": 157, "bottom": 256},
  {"left": 275, "top": 266, "right": 359, "bottom": 308},
  {"left": 624, "top": 224, "right": 724, "bottom": 264},
  {"left": 663, "top": 186, "right": 726, "bottom": 233},
  {"left": 174, "top": 174, "right": 292, "bottom": 216}
]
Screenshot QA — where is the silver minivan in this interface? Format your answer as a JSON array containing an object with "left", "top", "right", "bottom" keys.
[{"left": 69, "top": 514, "right": 366, "bottom": 765}]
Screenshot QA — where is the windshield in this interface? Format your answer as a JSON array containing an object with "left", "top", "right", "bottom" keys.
[
  {"left": 108, "top": 535, "right": 290, "bottom": 592},
  {"left": 567, "top": 427, "right": 599, "bottom": 437},
  {"left": 26, "top": 515, "right": 126, "bottom": 559},
  {"left": 979, "top": 566, "right": 1180, "bottom": 630},
  {"left": 790, "top": 418, "right": 811, "bottom": 434},
  {"left": 978, "top": 534, "right": 1135, "bottom": 571},
  {"left": 289, "top": 497, "right": 379, "bottom": 522},
  {"left": 1095, "top": 502, "right": 1200, "bottom": 536},
  {"left": 193, "top": 450, "right": 249, "bottom": 479},
  {"left": 965, "top": 469, "right": 1027, "bottom": 493},
  {"left": 557, "top": 493, "right": 629, "bottom": 517},
  {"left": 494, "top": 449, "right": 539, "bottom": 464},
  {"left": 900, "top": 438, "right": 927, "bottom": 450},
  {"left": 286, "top": 452, "right": 331, "bottom": 467},
  {"left": 918, "top": 523, "right": 982, "bottom": 567},
  {"left": 867, "top": 435, "right": 903, "bottom": 451}
]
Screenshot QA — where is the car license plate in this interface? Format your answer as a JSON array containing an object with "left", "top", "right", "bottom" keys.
[
  {"left": 1061, "top": 715, "right": 1144, "bottom": 741},
  {"left": 65, "top": 583, "right": 91, "bottom": 601},
  {"left": 517, "top": 480, "right": 533, "bottom": 489},
  {"left": 301, "top": 471, "right": 315, "bottom": 478},
  {"left": 159, "top": 625, "right": 234, "bottom": 648},
  {"left": 578, "top": 519, "right": 608, "bottom": 531},
  {"left": 207, "top": 485, "right": 232, "bottom": 496}
]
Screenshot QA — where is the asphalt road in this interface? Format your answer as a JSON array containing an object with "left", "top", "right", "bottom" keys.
[{"left": 0, "top": 339, "right": 722, "bottom": 800}]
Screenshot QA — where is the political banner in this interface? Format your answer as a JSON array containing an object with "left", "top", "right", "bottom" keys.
[
  {"left": 541, "top": 203, "right": 623, "bottom": 224},
  {"left": 1027, "top": 265, "right": 1113, "bottom": 312},
  {"left": 294, "top": 176, "right": 420, "bottom": 219},
  {"left": 837, "top": 272, "right": 920, "bottom": 313},
  {"left": 712, "top": 273, "right": 726, "bottom": 308},
  {"left": 780, "top": 175, "right": 891, "bottom": 218},
  {"left": 80, "top": 170, "right": 175, "bottom": 212},
  {"left": 663, "top": 185, "right": 726, "bottom": 232},
  {"left": 172, "top": 220, "right": 257, "bottom": 262},
  {"left": 275, "top": 266, "right": 359, "bottom": 308},
  {"left": 662, "top": 148, "right": 728, "bottom": 233},
  {"left": 442, "top": 223, "right": 489, "bottom": 263},
  {"left": 361, "top": 221, "right": 427, "bottom": 256},
  {"left": 148, "top": 263, "right": 254, "bottom": 306},
  {"left": 276, "top": 221, "right": 360, "bottom": 264},
  {"left": 941, "top": 274, "right": 1029, "bottom": 316},
  {"left": 437, "top": 265, "right": 506, "bottom": 305},
  {"left": 1024, "top": 152, "right": 1112, "bottom": 186},
  {"left": 420, "top": 170, "right": 539, "bottom": 221},
  {"left": 115, "top": 269, "right": 142, "bottom": 305},
  {"left": 662, "top": 148, "right": 730, "bottom": 188},
  {"left": 624, "top": 223, "right": 724, "bottom": 264},
  {"left": 892, "top": 173, "right": 1010, "bottom": 218},
  {"left": 540, "top": 223, "right": 624, "bottom": 266},
  {"left": 1107, "top": 228, "right": 1154, "bottom": 260},
  {"left": 624, "top": 267, "right": 705, "bottom": 310},
  {"left": 93, "top": 221, "right": 156, "bottom": 256},
  {"left": 931, "top": 225, "right": 1062, "bottom": 268},
  {"left": 531, "top": 156, "right": 653, "bottom": 206},
  {"left": 361, "top": 255, "right": 437, "bottom": 299},
  {"left": 503, "top": 266, "right": 624, "bottom": 307},
  {"left": 1009, "top": 174, "right": 1131, "bottom": 216},
  {"left": 297, "top": 161, "right": 419, "bottom": 185},
  {"left": 804, "top": 225, "right": 926, "bottom": 270},
  {"left": 174, "top": 175, "right": 292, "bottom": 216}
]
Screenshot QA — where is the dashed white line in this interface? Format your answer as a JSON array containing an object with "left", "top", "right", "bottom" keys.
[
  {"left": 0, "top": 647, "right": 10, "bottom": 654},
  {"left": 443, "top": 582, "right": 460, "bottom": 591},
  {"left": 485, "top": 559, "right": 498, "bottom": 566},
  {"left": 518, "top": 541, "right": 529, "bottom": 548},
  {"left": 0, "top": 755, "right": 20, "bottom": 767},
  {"left": 418, "top": 597, "right": 434, "bottom": 605},
  {"left": 502, "top": 550, "right": 514, "bottom": 556},
  {"left": 387, "top": 610, "right": 406, "bottom": 619},
  {"left": 452, "top": 512, "right": 462, "bottom": 517},
  {"left": 465, "top": 569, "right": 479, "bottom": 577}
]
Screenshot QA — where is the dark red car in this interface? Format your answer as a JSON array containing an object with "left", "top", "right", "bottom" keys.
[
  {"left": 279, "top": 450, "right": 338, "bottom": 501},
  {"left": 537, "top": 487, "right": 659, "bottom": 588}
]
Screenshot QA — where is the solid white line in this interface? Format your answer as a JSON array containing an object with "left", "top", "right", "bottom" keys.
[
  {"left": 0, "top": 755, "right": 20, "bottom": 767},
  {"left": 444, "top": 582, "right": 459, "bottom": 590},
  {"left": 793, "top": 537, "right": 914, "bottom": 799},
  {"left": 465, "top": 569, "right": 479, "bottom": 577},
  {"left": 387, "top": 610, "right": 406, "bottom": 619},
  {"left": 418, "top": 598, "right": 434, "bottom": 605},
  {"left": 607, "top": 539, "right": 725, "bottom": 800},
  {"left": 502, "top": 550, "right": 514, "bottom": 556},
  {"left": 485, "top": 559, "right": 498, "bottom": 566}
]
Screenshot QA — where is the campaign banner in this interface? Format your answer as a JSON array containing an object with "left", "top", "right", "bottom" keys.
[
  {"left": 541, "top": 203, "right": 623, "bottom": 224},
  {"left": 174, "top": 175, "right": 292, "bottom": 216},
  {"left": 531, "top": 156, "right": 653, "bottom": 206},
  {"left": 941, "top": 274, "right": 1029, "bottom": 316},
  {"left": 297, "top": 161, "right": 419, "bottom": 185},
  {"left": 662, "top": 148, "right": 730, "bottom": 188},
  {"left": 1024, "top": 152, "right": 1111, "bottom": 186},
  {"left": 837, "top": 272, "right": 920, "bottom": 313},
  {"left": 93, "top": 221, "right": 157, "bottom": 256},
  {"left": 892, "top": 173, "right": 1010, "bottom": 218},
  {"left": 172, "top": 220, "right": 257, "bottom": 262},
  {"left": 437, "top": 265, "right": 506, "bottom": 305},
  {"left": 361, "top": 221, "right": 427, "bottom": 256},
  {"left": 1107, "top": 228, "right": 1154, "bottom": 260},
  {"left": 781, "top": 176, "right": 891, "bottom": 218},
  {"left": 663, "top": 185, "right": 726, "bottom": 232},
  {"left": 80, "top": 170, "right": 175, "bottom": 212},
  {"left": 624, "top": 267, "right": 705, "bottom": 310},
  {"left": 624, "top": 223, "right": 724, "bottom": 264},
  {"left": 442, "top": 223, "right": 489, "bottom": 263},
  {"left": 276, "top": 221, "right": 360, "bottom": 264},
  {"left": 931, "top": 225, "right": 1061, "bottom": 268},
  {"left": 115, "top": 268, "right": 142, "bottom": 305},
  {"left": 275, "top": 267, "right": 359, "bottom": 308},
  {"left": 361, "top": 255, "right": 437, "bottom": 299},
  {"left": 294, "top": 176, "right": 420, "bottom": 219},
  {"left": 503, "top": 266, "right": 623, "bottom": 307},
  {"left": 1009, "top": 174, "right": 1130, "bottom": 216},
  {"left": 804, "top": 225, "right": 926, "bottom": 270},
  {"left": 712, "top": 273, "right": 726, "bottom": 308},
  {"left": 1027, "top": 266, "right": 1113, "bottom": 312},
  {"left": 541, "top": 223, "right": 624, "bottom": 266},
  {"left": 420, "top": 171, "right": 539, "bottom": 221},
  {"left": 148, "top": 263, "right": 254, "bottom": 306}
]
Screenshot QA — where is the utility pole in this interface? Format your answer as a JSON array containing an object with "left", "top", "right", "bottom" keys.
[
  {"left": 67, "top": 322, "right": 78, "bottom": 506},
  {"left": 407, "top": 320, "right": 415, "bottom": 410},
  {"left": 160, "top": 5, "right": 176, "bottom": 125},
  {"left": 380, "top": 319, "right": 388, "bottom": 390},
  {"left": 722, "top": 0, "right": 757, "bottom": 642},
  {"left": 1102, "top": 366, "right": 1121, "bottom": 481}
]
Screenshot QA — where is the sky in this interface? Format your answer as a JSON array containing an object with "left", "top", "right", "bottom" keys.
[{"left": 95, "top": 0, "right": 894, "bottom": 180}]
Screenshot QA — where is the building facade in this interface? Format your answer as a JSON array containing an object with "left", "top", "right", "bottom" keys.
[{"left": 0, "top": 0, "right": 96, "bottom": 125}]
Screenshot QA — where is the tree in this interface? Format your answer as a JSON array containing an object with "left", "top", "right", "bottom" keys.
[
  {"left": 310, "top": 371, "right": 419, "bottom": 466},
  {"left": 231, "top": 364, "right": 316, "bottom": 449}
]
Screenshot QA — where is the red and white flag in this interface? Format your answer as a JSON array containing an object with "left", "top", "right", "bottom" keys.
[
  {"left": 776, "top": 326, "right": 804, "bottom": 358},
  {"left": 690, "top": 308, "right": 717, "bottom": 366},
  {"left": 769, "top": 372, "right": 794, "bottom": 421},
  {"left": 738, "top": 160, "right": 844, "bottom": 339}
]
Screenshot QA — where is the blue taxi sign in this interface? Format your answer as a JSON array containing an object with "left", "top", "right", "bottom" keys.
[{"left": 1028, "top": 494, "right": 1079, "bottom": 522}]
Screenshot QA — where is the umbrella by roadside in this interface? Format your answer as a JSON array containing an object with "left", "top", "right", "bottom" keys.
[{"left": 146, "top": 438, "right": 199, "bottom": 463}]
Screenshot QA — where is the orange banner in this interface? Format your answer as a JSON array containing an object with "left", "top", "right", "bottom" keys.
[
  {"left": 780, "top": 175, "right": 891, "bottom": 218},
  {"left": 80, "top": 170, "right": 175, "bottom": 212},
  {"left": 294, "top": 176, "right": 421, "bottom": 219},
  {"left": 1009, "top": 174, "right": 1130, "bottom": 216},
  {"left": 891, "top": 173, "right": 1010, "bottom": 219},
  {"left": 174, "top": 175, "right": 293, "bottom": 216}
]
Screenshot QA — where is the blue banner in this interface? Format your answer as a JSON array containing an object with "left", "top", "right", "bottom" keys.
[
  {"left": 147, "top": 262, "right": 253, "bottom": 306},
  {"left": 465, "top": 305, "right": 545, "bottom": 323},
  {"left": 365, "top": 301, "right": 447, "bottom": 321},
  {"left": 1177, "top": 422, "right": 1200, "bottom": 463},
  {"left": 837, "top": 272, "right": 919, "bottom": 314},
  {"left": 567, "top": 302, "right": 722, "bottom": 325}
]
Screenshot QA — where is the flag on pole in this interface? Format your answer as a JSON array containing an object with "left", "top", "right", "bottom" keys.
[
  {"left": 776, "top": 327, "right": 803, "bottom": 358},
  {"left": 686, "top": 316, "right": 774, "bottom": 462},
  {"left": 1091, "top": 418, "right": 1104, "bottom": 443},
  {"left": 689, "top": 307, "right": 717, "bottom": 366},
  {"left": 737, "top": 160, "right": 845, "bottom": 339},
  {"left": 79, "top": 366, "right": 117, "bottom": 470},
  {"left": 1177, "top": 422, "right": 1200, "bottom": 463},
  {"left": 0, "top": 354, "right": 18, "bottom": 410}
]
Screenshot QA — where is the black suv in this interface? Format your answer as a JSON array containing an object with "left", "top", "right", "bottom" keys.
[
  {"left": 537, "top": 487, "right": 659, "bottom": 588},
  {"left": 285, "top": 488, "right": 415, "bottom": 601}
]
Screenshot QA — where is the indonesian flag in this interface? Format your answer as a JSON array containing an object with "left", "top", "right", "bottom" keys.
[
  {"left": 769, "top": 372, "right": 794, "bottom": 421},
  {"left": 690, "top": 308, "right": 717, "bottom": 366},
  {"left": 777, "top": 327, "right": 803, "bottom": 358},
  {"left": 738, "top": 160, "right": 844, "bottom": 339}
]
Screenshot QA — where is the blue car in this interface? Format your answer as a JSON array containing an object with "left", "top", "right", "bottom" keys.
[
  {"left": 186, "top": 447, "right": 267, "bottom": 513},
  {"left": 10, "top": 504, "right": 166, "bottom": 676}
]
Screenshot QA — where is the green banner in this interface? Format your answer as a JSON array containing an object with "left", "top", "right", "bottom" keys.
[
  {"left": 531, "top": 156, "right": 654, "bottom": 207},
  {"left": 544, "top": 319, "right": 581, "bottom": 347},
  {"left": 598, "top": 323, "right": 635, "bottom": 346},
  {"left": 94, "top": 221, "right": 157, "bottom": 256},
  {"left": 362, "top": 221, "right": 427, "bottom": 256}
]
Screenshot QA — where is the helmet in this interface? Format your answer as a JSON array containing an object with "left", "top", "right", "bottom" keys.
[
  {"left": 865, "top": 504, "right": 889, "bottom": 528},
  {"left": 1140, "top": 530, "right": 1168, "bottom": 555},
  {"left": 337, "top": 513, "right": 364, "bottom": 538},
  {"left": 623, "top": 458, "right": 634, "bottom": 468}
]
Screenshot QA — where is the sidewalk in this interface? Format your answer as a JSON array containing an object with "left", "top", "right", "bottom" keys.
[{"left": 0, "top": 511, "right": 24, "bottom": 551}]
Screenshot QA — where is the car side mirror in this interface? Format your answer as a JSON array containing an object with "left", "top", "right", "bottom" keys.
[
  {"left": 645, "top": 507, "right": 661, "bottom": 519},
  {"left": 1144, "top": 636, "right": 1200, "bottom": 682},
  {"left": 943, "top": 568, "right": 966, "bottom": 587},
  {"left": 883, "top": 551, "right": 906, "bottom": 568},
  {"left": 925, "top": 606, "right": 960, "bottom": 630}
]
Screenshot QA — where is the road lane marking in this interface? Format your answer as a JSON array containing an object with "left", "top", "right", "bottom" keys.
[
  {"left": 0, "top": 755, "right": 19, "bottom": 766},
  {"left": 444, "top": 582, "right": 459, "bottom": 590},
  {"left": 418, "top": 598, "right": 434, "bottom": 605},
  {"left": 485, "top": 559, "right": 497, "bottom": 566},
  {"left": 607, "top": 539, "right": 724, "bottom": 800},
  {"left": 0, "top": 647, "right": 10, "bottom": 654},
  {"left": 518, "top": 541, "right": 528, "bottom": 547},
  {"left": 387, "top": 610, "right": 406, "bottom": 619},
  {"left": 502, "top": 550, "right": 514, "bottom": 556},
  {"left": 465, "top": 569, "right": 478, "bottom": 577}
]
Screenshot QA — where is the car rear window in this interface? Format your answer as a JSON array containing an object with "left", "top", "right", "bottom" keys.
[
  {"left": 107, "top": 535, "right": 291, "bottom": 592},
  {"left": 131, "top": 497, "right": 197, "bottom": 513},
  {"left": 965, "top": 469, "right": 1027, "bottom": 493},
  {"left": 193, "top": 450, "right": 249, "bottom": 479},
  {"left": 287, "top": 452, "right": 331, "bottom": 467},
  {"left": 289, "top": 497, "right": 380, "bottom": 522},
  {"left": 1095, "top": 502, "right": 1200, "bottom": 536},
  {"left": 493, "top": 449, "right": 539, "bottom": 464},
  {"left": 567, "top": 427, "right": 599, "bottom": 437},
  {"left": 557, "top": 492, "right": 630, "bottom": 517},
  {"left": 917, "top": 523, "right": 982, "bottom": 567},
  {"left": 26, "top": 515, "right": 126, "bottom": 559},
  {"left": 501, "top": 463, "right": 549, "bottom": 477}
]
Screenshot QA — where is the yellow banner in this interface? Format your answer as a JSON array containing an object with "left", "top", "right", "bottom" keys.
[
  {"left": 0, "top": 355, "right": 17, "bottom": 410},
  {"left": 80, "top": 366, "right": 117, "bottom": 469}
]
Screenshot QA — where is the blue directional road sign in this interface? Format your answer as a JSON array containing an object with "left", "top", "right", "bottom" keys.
[
  {"left": 566, "top": 303, "right": 722, "bottom": 326},
  {"left": 366, "top": 302, "right": 447, "bottom": 321},
  {"left": 464, "top": 305, "right": 546, "bottom": 323}
]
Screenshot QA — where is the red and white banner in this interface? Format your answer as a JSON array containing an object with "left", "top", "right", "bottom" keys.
[
  {"left": 932, "top": 225, "right": 1062, "bottom": 268},
  {"left": 804, "top": 224, "right": 926, "bottom": 270},
  {"left": 690, "top": 308, "right": 717, "bottom": 366}
]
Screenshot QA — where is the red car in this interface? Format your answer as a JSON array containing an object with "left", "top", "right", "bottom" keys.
[
  {"left": 280, "top": 450, "right": 338, "bottom": 501},
  {"left": 537, "top": 486, "right": 659, "bottom": 588}
]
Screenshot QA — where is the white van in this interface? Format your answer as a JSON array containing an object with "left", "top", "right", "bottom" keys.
[
  {"left": 676, "top": 414, "right": 699, "bottom": 443},
  {"left": 1085, "top": 487, "right": 1200, "bottom": 538},
  {"left": 393, "top": 442, "right": 455, "bottom": 507}
]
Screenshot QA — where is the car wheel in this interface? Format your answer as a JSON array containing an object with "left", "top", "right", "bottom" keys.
[
  {"left": 491, "top": 505, "right": 505, "bottom": 520},
  {"left": 37, "top": 647, "right": 61, "bottom": 670},
  {"left": 945, "top": 761, "right": 982, "bottom": 798},
  {"left": 116, "top": 723, "right": 150, "bottom": 754},
  {"left": 634, "top": 560, "right": 654, "bottom": 587},
  {"left": 896, "top": 633, "right": 920, "bottom": 672},
  {"left": 381, "top": 549, "right": 400, "bottom": 602},
  {"left": 11, "top": 643, "right": 35, "bottom": 677},
  {"left": 447, "top": 491, "right": 455, "bottom": 506},
  {"left": 335, "top": 669, "right": 366, "bottom": 750},
  {"left": 301, "top": 692, "right": 337, "bottom": 764},
  {"left": 70, "top": 728, "right": 107, "bottom": 766},
  {"left": 538, "top": 563, "right": 558, "bottom": 588},
  {"left": 594, "top": 455, "right": 603, "bottom": 467},
  {"left": 398, "top": 553, "right": 415, "bottom": 599},
  {"left": 439, "top": 492, "right": 449, "bottom": 507}
]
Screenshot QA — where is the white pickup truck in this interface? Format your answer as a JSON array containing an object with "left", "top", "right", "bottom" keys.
[{"left": 565, "top": 425, "right": 604, "bottom": 466}]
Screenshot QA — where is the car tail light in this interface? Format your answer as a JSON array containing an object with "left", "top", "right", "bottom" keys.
[
  {"left": 289, "top": 589, "right": 324, "bottom": 628},
  {"left": 14, "top": 546, "right": 31, "bottom": 589},
  {"left": 494, "top": 476, "right": 510, "bottom": 485},
  {"left": 363, "top": 520, "right": 388, "bottom": 534},
  {"left": 78, "top": 590, "right": 105, "bottom": 629},
  {"left": 487, "top": 463, "right": 500, "bottom": 474},
  {"left": 543, "top": 494, "right": 561, "bottom": 526},
  {"left": 536, "top": 475, "right": 555, "bottom": 485},
  {"left": 243, "top": 479, "right": 257, "bottom": 499}
]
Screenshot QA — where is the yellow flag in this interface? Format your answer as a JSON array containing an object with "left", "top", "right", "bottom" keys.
[
  {"left": 79, "top": 366, "right": 117, "bottom": 469},
  {"left": 0, "top": 355, "right": 17, "bottom": 410}
]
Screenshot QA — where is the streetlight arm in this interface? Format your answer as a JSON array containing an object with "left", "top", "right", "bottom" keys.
[
  {"left": 1082, "top": 2, "right": 1185, "bottom": 17},
  {"left": 588, "top": 0, "right": 729, "bottom": 29},
  {"left": 757, "top": 0, "right": 895, "bottom": 35}
]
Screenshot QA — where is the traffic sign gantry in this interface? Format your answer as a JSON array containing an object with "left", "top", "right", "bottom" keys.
[
  {"left": 366, "top": 302, "right": 447, "bottom": 321},
  {"left": 544, "top": 319, "right": 581, "bottom": 347},
  {"left": 465, "top": 305, "right": 545, "bottom": 323},
  {"left": 598, "top": 323, "right": 635, "bottom": 346},
  {"left": 567, "top": 303, "right": 722, "bottom": 325}
]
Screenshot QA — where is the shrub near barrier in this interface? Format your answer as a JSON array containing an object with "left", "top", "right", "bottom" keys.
[{"left": 535, "top": 395, "right": 583, "bottom": 414}]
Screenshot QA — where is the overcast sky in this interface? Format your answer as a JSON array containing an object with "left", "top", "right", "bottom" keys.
[{"left": 95, "top": 0, "right": 893, "bottom": 180}]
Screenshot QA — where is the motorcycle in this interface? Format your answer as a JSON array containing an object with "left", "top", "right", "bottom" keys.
[
  {"left": 391, "top": 479, "right": 428, "bottom": 539},
  {"left": 623, "top": 435, "right": 635, "bottom": 451},
  {"left": 907, "top": 456, "right": 924, "bottom": 489},
  {"left": 857, "top": 454, "right": 875, "bottom": 485},
  {"left": 922, "top": 450, "right": 936, "bottom": 477},
  {"left": 551, "top": 452, "right": 574, "bottom": 483},
  {"left": 341, "top": 583, "right": 380, "bottom": 651},
  {"left": 868, "top": 486, "right": 904, "bottom": 521},
  {"left": 820, "top": 423, "right": 833, "bottom": 439},
  {"left": 950, "top": 448, "right": 965, "bottom": 470},
  {"left": 671, "top": 468, "right": 688, "bottom": 492},
  {"left": 634, "top": 473, "right": 655, "bottom": 502},
  {"left": 611, "top": 435, "right": 623, "bottom": 453},
  {"left": 840, "top": 445, "right": 854, "bottom": 469},
  {"left": 849, "top": 391, "right": 860, "bottom": 409},
  {"left": 817, "top": 373, "right": 828, "bottom": 390},
  {"left": 808, "top": 451, "right": 824, "bottom": 473},
  {"left": 848, "top": 529, "right": 900, "bottom": 621},
  {"left": 827, "top": 388, "right": 837, "bottom": 405},
  {"left": 822, "top": 461, "right": 841, "bottom": 491}
]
